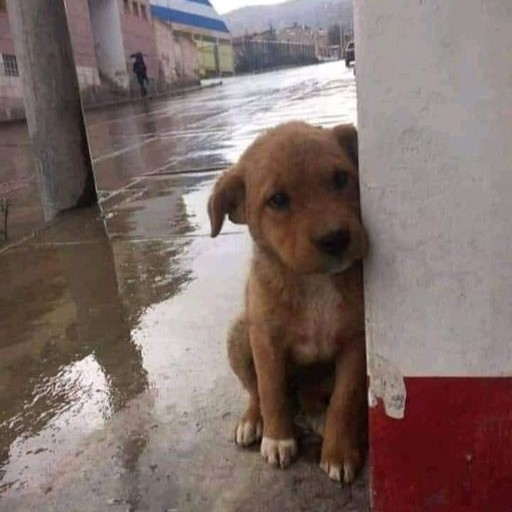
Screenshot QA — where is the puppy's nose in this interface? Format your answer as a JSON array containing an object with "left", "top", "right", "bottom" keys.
[{"left": 315, "top": 230, "right": 351, "bottom": 256}]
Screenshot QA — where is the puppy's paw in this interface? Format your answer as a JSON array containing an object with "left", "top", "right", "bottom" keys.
[
  {"left": 320, "top": 459, "right": 357, "bottom": 484},
  {"left": 260, "top": 437, "right": 298, "bottom": 469},
  {"left": 320, "top": 441, "right": 362, "bottom": 484},
  {"left": 235, "top": 419, "right": 263, "bottom": 447}
]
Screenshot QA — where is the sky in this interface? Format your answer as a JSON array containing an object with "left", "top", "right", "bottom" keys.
[{"left": 210, "top": 0, "right": 285, "bottom": 15}]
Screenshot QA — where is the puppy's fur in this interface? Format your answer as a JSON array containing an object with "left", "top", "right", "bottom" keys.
[{"left": 208, "top": 121, "right": 368, "bottom": 483}]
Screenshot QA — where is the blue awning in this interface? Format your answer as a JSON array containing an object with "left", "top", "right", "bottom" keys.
[{"left": 150, "top": 0, "right": 230, "bottom": 34}]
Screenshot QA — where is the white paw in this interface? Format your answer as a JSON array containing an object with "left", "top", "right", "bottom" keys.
[
  {"left": 235, "top": 420, "right": 262, "bottom": 447},
  {"left": 260, "top": 437, "right": 297, "bottom": 468},
  {"left": 320, "top": 461, "right": 355, "bottom": 484}
]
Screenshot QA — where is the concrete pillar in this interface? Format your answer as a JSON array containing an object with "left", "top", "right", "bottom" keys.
[
  {"left": 88, "top": 0, "right": 128, "bottom": 89},
  {"left": 6, "top": 0, "right": 97, "bottom": 221},
  {"left": 356, "top": 1, "right": 512, "bottom": 510}
]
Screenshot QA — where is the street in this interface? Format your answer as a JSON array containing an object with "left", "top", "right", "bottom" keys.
[{"left": 0, "top": 62, "right": 368, "bottom": 511}]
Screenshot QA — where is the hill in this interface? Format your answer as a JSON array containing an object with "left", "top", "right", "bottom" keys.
[{"left": 224, "top": 0, "right": 354, "bottom": 35}]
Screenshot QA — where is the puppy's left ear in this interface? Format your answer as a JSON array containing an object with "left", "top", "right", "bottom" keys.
[{"left": 333, "top": 124, "right": 358, "bottom": 168}]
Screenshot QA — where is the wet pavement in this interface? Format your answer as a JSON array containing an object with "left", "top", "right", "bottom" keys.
[{"left": 0, "top": 62, "right": 369, "bottom": 511}]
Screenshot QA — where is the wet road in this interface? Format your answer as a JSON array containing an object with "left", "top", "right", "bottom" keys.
[{"left": 0, "top": 62, "right": 368, "bottom": 511}]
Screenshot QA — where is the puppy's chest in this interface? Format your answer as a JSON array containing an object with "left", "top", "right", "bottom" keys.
[{"left": 286, "top": 277, "right": 346, "bottom": 364}]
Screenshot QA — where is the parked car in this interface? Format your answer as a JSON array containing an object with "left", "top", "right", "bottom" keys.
[{"left": 344, "top": 41, "right": 355, "bottom": 67}]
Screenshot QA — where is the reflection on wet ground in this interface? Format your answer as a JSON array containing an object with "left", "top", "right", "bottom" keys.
[{"left": 0, "top": 62, "right": 368, "bottom": 511}]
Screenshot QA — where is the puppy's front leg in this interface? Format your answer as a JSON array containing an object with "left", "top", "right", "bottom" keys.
[
  {"left": 321, "top": 340, "right": 367, "bottom": 484},
  {"left": 250, "top": 326, "right": 297, "bottom": 468}
]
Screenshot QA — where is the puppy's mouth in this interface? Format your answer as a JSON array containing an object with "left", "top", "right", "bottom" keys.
[{"left": 327, "top": 259, "right": 354, "bottom": 275}]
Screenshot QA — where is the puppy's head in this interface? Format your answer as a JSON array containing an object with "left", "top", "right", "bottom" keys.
[{"left": 208, "top": 121, "right": 368, "bottom": 274}]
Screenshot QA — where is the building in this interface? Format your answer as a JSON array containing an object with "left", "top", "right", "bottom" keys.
[
  {"left": 0, "top": 0, "right": 158, "bottom": 120},
  {"left": 276, "top": 24, "right": 316, "bottom": 46},
  {"left": 279, "top": 24, "right": 340, "bottom": 61},
  {"left": 150, "top": 0, "right": 234, "bottom": 78},
  {"left": 0, "top": 1, "right": 22, "bottom": 119},
  {"left": 88, "top": 0, "right": 158, "bottom": 91},
  {"left": 0, "top": 0, "right": 232, "bottom": 121},
  {"left": 315, "top": 28, "right": 341, "bottom": 61},
  {"left": 153, "top": 18, "right": 200, "bottom": 88},
  {"left": 232, "top": 25, "right": 318, "bottom": 74}
]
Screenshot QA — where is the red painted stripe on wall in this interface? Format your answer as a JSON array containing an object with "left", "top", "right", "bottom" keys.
[{"left": 370, "top": 378, "right": 512, "bottom": 512}]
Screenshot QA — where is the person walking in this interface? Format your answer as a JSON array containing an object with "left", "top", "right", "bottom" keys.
[{"left": 130, "top": 52, "right": 149, "bottom": 97}]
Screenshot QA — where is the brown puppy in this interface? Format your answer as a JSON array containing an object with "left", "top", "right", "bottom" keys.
[{"left": 208, "top": 121, "right": 368, "bottom": 484}]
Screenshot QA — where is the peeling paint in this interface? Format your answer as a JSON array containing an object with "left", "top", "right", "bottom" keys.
[{"left": 368, "top": 354, "right": 407, "bottom": 419}]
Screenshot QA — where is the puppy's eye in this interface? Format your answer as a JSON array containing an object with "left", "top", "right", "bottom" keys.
[
  {"left": 334, "top": 170, "right": 349, "bottom": 190},
  {"left": 267, "top": 192, "right": 290, "bottom": 211}
]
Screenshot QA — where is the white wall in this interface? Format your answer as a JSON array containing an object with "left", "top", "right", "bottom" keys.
[
  {"left": 154, "top": 19, "right": 177, "bottom": 84},
  {"left": 355, "top": 0, "right": 512, "bottom": 390},
  {"left": 88, "top": 0, "right": 128, "bottom": 89},
  {"left": 153, "top": 20, "right": 200, "bottom": 87}
]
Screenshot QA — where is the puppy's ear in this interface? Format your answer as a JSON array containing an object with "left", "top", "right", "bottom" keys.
[
  {"left": 207, "top": 165, "right": 246, "bottom": 237},
  {"left": 333, "top": 124, "right": 358, "bottom": 168}
]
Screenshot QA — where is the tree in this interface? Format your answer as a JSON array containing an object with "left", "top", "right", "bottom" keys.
[{"left": 327, "top": 23, "right": 341, "bottom": 46}]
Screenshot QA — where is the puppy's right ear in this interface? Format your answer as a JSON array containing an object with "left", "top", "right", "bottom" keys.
[{"left": 207, "top": 165, "right": 246, "bottom": 237}]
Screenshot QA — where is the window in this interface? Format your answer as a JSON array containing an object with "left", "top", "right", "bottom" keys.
[
  {"left": 140, "top": 4, "right": 148, "bottom": 20},
  {"left": 123, "top": 0, "right": 130, "bottom": 13},
  {"left": 132, "top": 1, "right": 139, "bottom": 16},
  {"left": 3, "top": 54, "right": 19, "bottom": 77}
]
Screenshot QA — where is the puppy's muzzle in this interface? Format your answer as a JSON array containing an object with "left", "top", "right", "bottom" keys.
[{"left": 315, "top": 230, "right": 351, "bottom": 257}]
